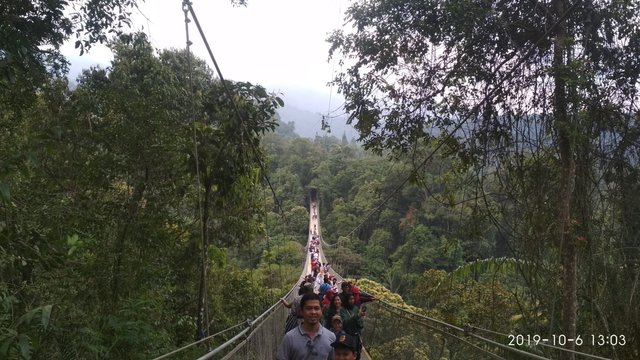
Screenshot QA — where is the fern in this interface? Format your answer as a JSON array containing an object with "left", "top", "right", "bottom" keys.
[
  {"left": 450, "top": 257, "right": 529, "bottom": 280},
  {"left": 427, "top": 257, "right": 531, "bottom": 297}
]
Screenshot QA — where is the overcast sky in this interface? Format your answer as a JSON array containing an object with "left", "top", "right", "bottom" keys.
[{"left": 62, "top": 0, "right": 349, "bottom": 113}]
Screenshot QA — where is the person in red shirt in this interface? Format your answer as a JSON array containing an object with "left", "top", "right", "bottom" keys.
[
  {"left": 322, "top": 289, "right": 334, "bottom": 311},
  {"left": 351, "top": 282, "right": 360, "bottom": 306}
]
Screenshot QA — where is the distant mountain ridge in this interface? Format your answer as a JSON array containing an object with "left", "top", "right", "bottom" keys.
[
  {"left": 65, "top": 59, "right": 358, "bottom": 140},
  {"left": 275, "top": 104, "right": 358, "bottom": 140}
]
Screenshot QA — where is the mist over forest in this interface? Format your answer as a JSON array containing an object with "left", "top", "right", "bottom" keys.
[{"left": 3, "top": 0, "right": 639, "bottom": 359}]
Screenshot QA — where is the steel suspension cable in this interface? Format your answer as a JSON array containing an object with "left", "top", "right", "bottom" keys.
[
  {"left": 196, "top": 326, "right": 252, "bottom": 360},
  {"left": 183, "top": 0, "right": 286, "bottom": 220},
  {"left": 377, "top": 303, "right": 507, "bottom": 360},
  {"left": 466, "top": 325, "right": 614, "bottom": 360},
  {"left": 150, "top": 321, "right": 249, "bottom": 360},
  {"left": 182, "top": 0, "right": 210, "bottom": 342},
  {"left": 196, "top": 260, "right": 307, "bottom": 358},
  {"left": 371, "top": 298, "right": 614, "bottom": 360}
]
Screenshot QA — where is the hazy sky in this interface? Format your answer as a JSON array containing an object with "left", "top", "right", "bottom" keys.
[{"left": 62, "top": 0, "right": 349, "bottom": 113}]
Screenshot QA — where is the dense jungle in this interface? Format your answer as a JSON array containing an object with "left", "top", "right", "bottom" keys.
[{"left": 2, "top": 0, "right": 639, "bottom": 359}]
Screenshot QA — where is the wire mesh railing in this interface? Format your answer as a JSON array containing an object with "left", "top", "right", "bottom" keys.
[
  {"left": 163, "top": 192, "right": 614, "bottom": 360},
  {"left": 218, "top": 301, "right": 291, "bottom": 360},
  {"left": 360, "top": 299, "right": 614, "bottom": 360},
  {"left": 362, "top": 300, "right": 513, "bottom": 360},
  {"left": 190, "top": 199, "right": 318, "bottom": 359}
]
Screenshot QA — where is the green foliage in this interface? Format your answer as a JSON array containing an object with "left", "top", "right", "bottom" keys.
[
  {"left": 449, "top": 257, "right": 529, "bottom": 282},
  {"left": 353, "top": 278, "right": 418, "bottom": 312},
  {"left": 369, "top": 335, "right": 430, "bottom": 360},
  {"left": 362, "top": 232, "right": 387, "bottom": 279},
  {"left": 0, "top": 31, "right": 288, "bottom": 359},
  {"left": 1, "top": 0, "right": 137, "bottom": 88},
  {"left": 328, "top": 0, "right": 640, "bottom": 357},
  {"left": 411, "top": 269, "right": 519, "bottom": 333},
  {"left": 0, "top": 293, "right": 53, "bottom": 360}
]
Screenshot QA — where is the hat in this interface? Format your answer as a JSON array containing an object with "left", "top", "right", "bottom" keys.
[
  {"left": 331, "top": 332, "right": 357, "bottom": 352},
  {"left": 331, "top": 314, "right": 342, "bottom": 323}
]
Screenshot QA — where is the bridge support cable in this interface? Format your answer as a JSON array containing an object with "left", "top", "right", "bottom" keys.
[
  {"left": 196, "top": 326, "right": 251, "bottom": 360},
  {"left": 181, "top": 0, "right": 210, "bottom": 343},
  {"left": 358, "top": 293, "right": 485, "bottom": 359},
  {"left": 359, "top": 299, "right": 546, "bottom": 360},
  {"left": 181, "top": 0, "right": 285, "bottom": 219},
  {"left": 378, "top": 299, "right": 612, "bottom": 360},
  {"left": 151, "top": 321, "right": 248, "bottom": 360},
  {"left": 465, "top": 325, "right": 614, "bottom": 360},
  {"left": 195, "top": 201, "right": 319, "bottom": 358},
  {"left": 193, "top": 280, "right": 299, "bottom": 359},
  {"left": 361, "top": 298, "right": 612, "bottom": 360}
]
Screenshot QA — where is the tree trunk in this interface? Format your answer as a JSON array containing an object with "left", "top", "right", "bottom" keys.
[
  {"left": 553, "top": 0, "right": 577, "bottom": 358},
  {"left": 196, "top": 176, "right": 211, "bottom": 340},
  {"left": 111, "top": 167, "right": 149, "bottom": 306}
]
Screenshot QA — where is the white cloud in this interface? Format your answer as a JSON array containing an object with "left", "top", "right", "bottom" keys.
[{"left": 62, "top": 0, "right": 348, "bottom": 93}]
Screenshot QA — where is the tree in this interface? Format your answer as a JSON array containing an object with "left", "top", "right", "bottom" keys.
[
  {"left": 329, "top": 1, "right": 640, "bottom": 358},
  {"left": 184, "top": 72, "right": 281, "bottom": 340},
  {"left": 0, "top": 0, "right": 138, "bottom": 88},
  {"left": 0, "top": 0, "right": 252, "bottom": 87},
  {"left": 0, "top": 32, "right": 198, "bottom": 358},
  {"left": 1, "top": 29, "right": 285, "bottom": 358}
]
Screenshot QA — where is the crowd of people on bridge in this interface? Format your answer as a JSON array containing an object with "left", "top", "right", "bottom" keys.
[
  {"left": 277, "top": 200, "right": 373, "bottom": 360},
  {"left": 278, "top": 292, "right": 363, "bottom": 360}
]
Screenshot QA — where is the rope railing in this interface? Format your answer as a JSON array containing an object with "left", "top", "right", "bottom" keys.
[
  {"left": 361, "top": 299, "right": 543, "bottom": 360},
  {"left": 152, "top": 210, "right": 310, "bottom": 360},
  {"left": 361, "top": 297, "right": 613, "bottom": 360},
  {"left": 158, "top": 191, "right": 615, "bottom": 360},
  {"left": 465, "top": 324, "right": 614, "bottom": 360},
  {"left": 192, "top": 200, "right": 321, "bottom": 359},
  {"left": 150, "top": 321, "right": 248, "bottom": 360}
]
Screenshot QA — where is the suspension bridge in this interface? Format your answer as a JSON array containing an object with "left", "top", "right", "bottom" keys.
[
  {"left": 148, "top": 3, "right": 621, "bottom": 358},
  {"left": 149, "top": 190, "right": 613, "bottom": 360}
]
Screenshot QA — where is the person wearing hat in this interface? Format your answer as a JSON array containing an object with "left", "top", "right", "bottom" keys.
[
  {"left": 331, "top": 332, "right": 358, "bottom": 360},
  {"left": 330, "top": 314, "right": 343, "bottom": 334}
]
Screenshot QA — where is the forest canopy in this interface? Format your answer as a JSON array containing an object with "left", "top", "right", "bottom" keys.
[{"left": 2, "top": 0, "right": 639, "bottom": 359}]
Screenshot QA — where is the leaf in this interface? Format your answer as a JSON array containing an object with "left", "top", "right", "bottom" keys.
[
  {"left": 0, "top": 332, "right": 16, "bottom": 357},
  {"left": 41, "top": 305, "right": 53, "bottom": 331},
  {"left": 17, "top": 308, "right": 38, "bottom": 327},
  {"left": 275, "top": 97, "right": 284, "bottom": 107},
  {"left": 18, "top": 334, "right": 31, "bottom": 359},
  {"left": 0, "top": 181, "right": 10, "bottom": 202},
  {"left": 66, "top": 234, "right": 79, "bottom": 246}
]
